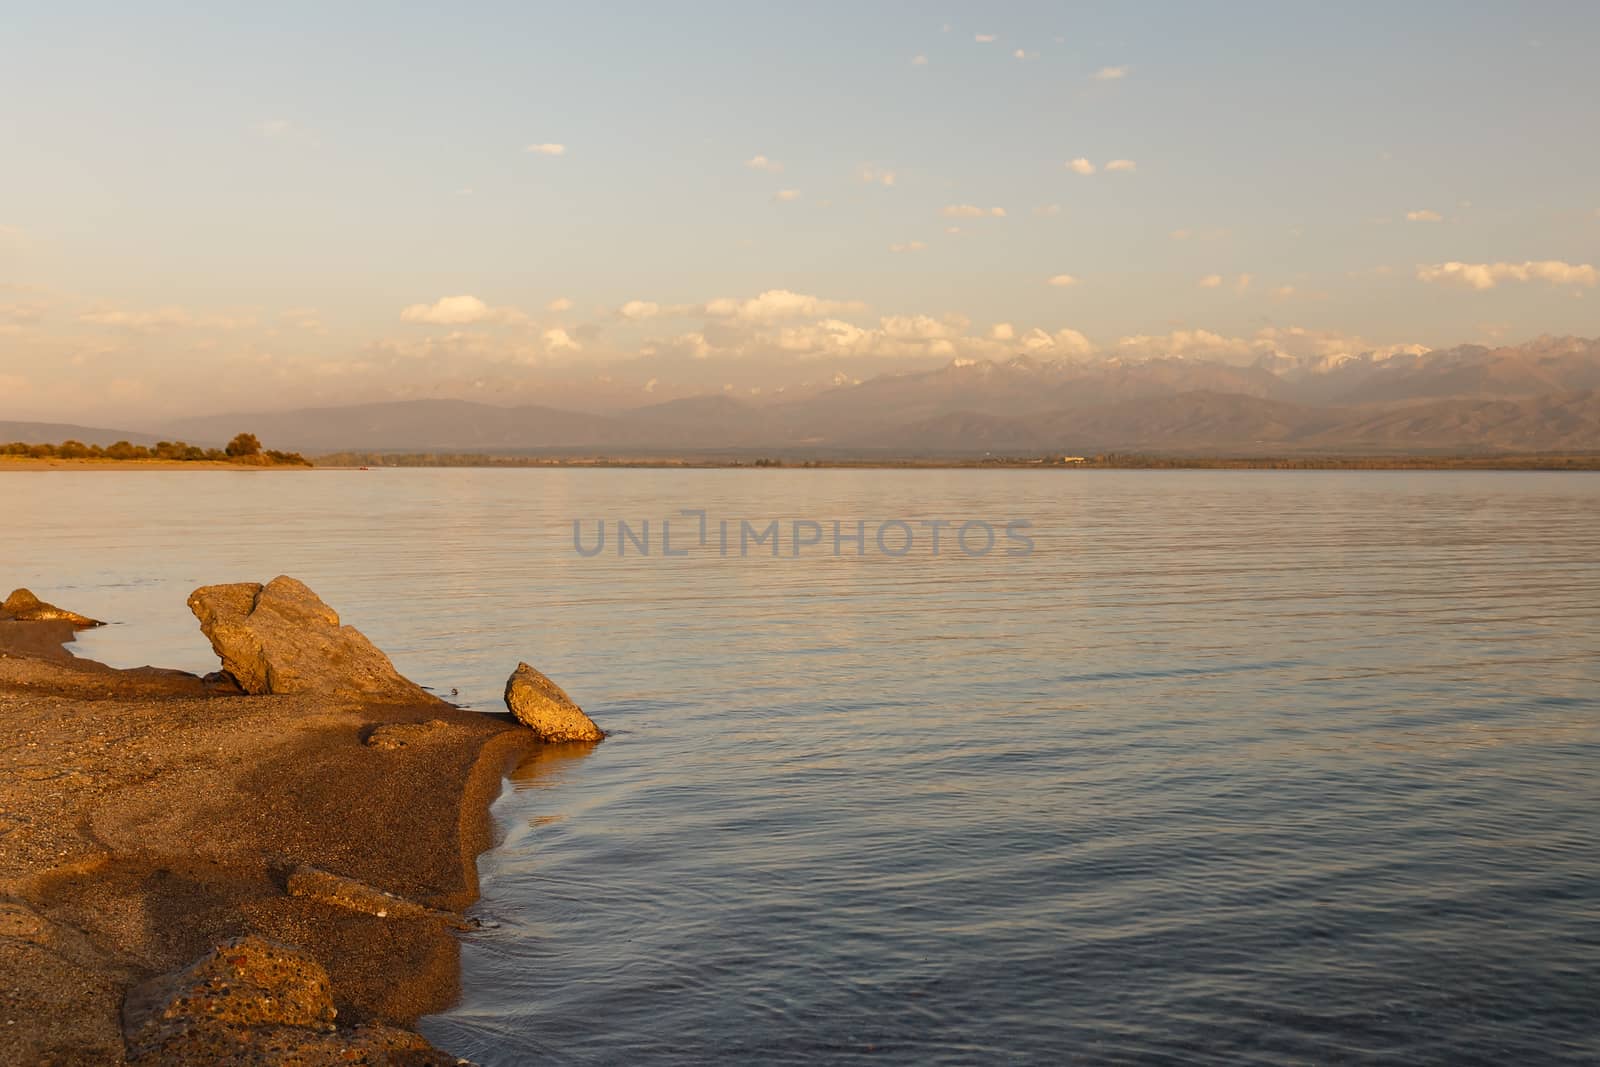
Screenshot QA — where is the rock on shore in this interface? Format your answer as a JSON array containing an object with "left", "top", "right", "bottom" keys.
[
  {"left": 187, "top": 576, "right": 441, "bottom": 704},
  {"left": 1, "top": 588, "right": 102, "bottom": 627},
  {"left": 505, "top": 661, "right": 604, "bottom": 742},
  {"left": 122, "top": 936, "right": 458, "bottom": 1065}
]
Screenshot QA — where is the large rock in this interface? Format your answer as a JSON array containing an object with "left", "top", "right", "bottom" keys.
[
  {"left": 2, "top": 588, "right": 102, "bottom": 627},
  {"left": 504, "top": 662, "right": 604, "bottom": 741},
  {"left": 187, "top": 576, "right": 439, "bottom": 703}
]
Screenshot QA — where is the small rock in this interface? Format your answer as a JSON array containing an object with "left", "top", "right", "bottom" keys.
[
  {"left": 1, "top": 588, "right": 102, "bottom": 627},
  {"left": 504, "top": 662, "right": 604, "bottom": 742},
  {"left": 122, "top": 936, "right": 334, "bottom": 1051},
  {"left": 286, "top": 865, "right": 474, "bottom": 930},
  {"left": 364, "top": 719, "right": 452, "bottom": 750},
  {"left": 201, "top": 670, "right": 246, "bottom": 694},
  {"left": 123, "top": 936, "right": 463, "bottom": 1063}
]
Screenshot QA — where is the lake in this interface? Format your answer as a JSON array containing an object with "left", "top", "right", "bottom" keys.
[{"left": 5, "top": 469, "right": 1599, "bottom": 1064}]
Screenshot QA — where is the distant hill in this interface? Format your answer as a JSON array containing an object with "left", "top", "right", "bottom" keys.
[
  {"left": 49, "top": 332, "right": 1597, "bottom": 457},
  {"left": 163, "top": 399, "right": 619, "bottom": 453},
  {"left": 0, "top": 421, "right": 163, "bottom": 448},
  {"left": 1303, "top": 389, "right": 1600, "bottom": 452}
]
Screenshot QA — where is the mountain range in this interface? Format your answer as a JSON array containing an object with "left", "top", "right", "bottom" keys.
[{"left": 7, "top": 335, "right": 1600, "bottom": 456}]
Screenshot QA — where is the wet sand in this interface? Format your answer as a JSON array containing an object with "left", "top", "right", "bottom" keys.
[{"left": 0, "top": 616, "right": 540, "bottom": 1063}]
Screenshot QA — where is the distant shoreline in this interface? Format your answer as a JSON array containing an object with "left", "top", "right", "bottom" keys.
[
  {"left": 0, "top": 457, "right": 313, "bottom": 471},
  {"left": 7, "top": 453, "right": 1600, "bottom": 472}
]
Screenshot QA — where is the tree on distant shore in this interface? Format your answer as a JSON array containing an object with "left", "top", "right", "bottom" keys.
[
  {"left": 1, "top": 433, "right": 310, "bottom": 466},
  {"left": 225, "top": 432, "right": 262, "bottom": 458}
]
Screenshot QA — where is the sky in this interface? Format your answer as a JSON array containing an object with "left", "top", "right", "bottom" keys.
[{"left": 3, "top": 1, "right": 1598, "bottom": 422}]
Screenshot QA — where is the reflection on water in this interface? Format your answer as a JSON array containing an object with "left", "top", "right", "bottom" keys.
[
  {"left": 508, "top": 740, "right": 602, "bottom": 790},
  {"left": 5, "top": 469, "right": 1600, "bottom": 1064}
]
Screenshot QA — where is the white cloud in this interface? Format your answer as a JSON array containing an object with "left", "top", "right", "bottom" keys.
[
  {"left": 364, "top": 329, "right": 541, "bottom": 367},
  {"left": 1092, "top": 66, "right": 1128, "bottom": 80},
  {"left": 1104, "top": 159, "right": 1136, "bottom": 172},
  {"left": 1019, "top": 328, "right": 1096, "bottom": 360},
  {"left": 642, "top": 331, "right": 714, "bottom": 360},
  {"left": 1405, "top": 209, "right": 1442, "bottom": 222},
  {"left": 1369, "top": 342, "right": 1432, "bottom": 361},
  {"left": 746, "top": 154, "right": 783, "bottom": 173},
  {"left": 1067, "top": 158, "right": 1096, "bottom": 175},
  {"left": 1034, "top": 204, "right": 1062, "bottom": 217},
  {"left": 547, "top": 296, "right": 574, "bottom": 312},
  {"left": 704, "top": 289, "right": 866, "bottom": 322},
  {"left": 1114, "top": 326, "right": 1427, "bottom": 368},
  {"left": 639, "top": 302, "right": 1095, "bottom": 366},
  {"left": 941, "top": 204, "right": 1006, "bottom": 218},
  {"left": 400, "top": 295, "right": 527, "bottom": 325},
  {"left": 889, "top": 240, "right": 927, "bottom": 253},
  {"left": 1198, "top": 274, "right": 1223, "bottom": 288},
  {"left": 1115, "top": 329, "right": 1259, "bottom": 365},
  {"left": 620, "top": 300, "right": 662, "bottom": 320},
  {"left": 764, "top": 314, "right": 971, "bottom": 361},
  {"left": 975, "top": 33, "right": 997, "bottom": 43},
  {"left": 542, "top": 327, "right": 581, "bottom": 352},
  {"left": 880, "top": 314, "right": 967, "bottom": 342},
  {"left": 1416, "top": 260, "right": 1599, "bottom": 289},
  {"left": 1046, "top": 274, "right": 1079, "bottom": 288},
  {"left": 912, "top": 54, "right": 929, "bottom": 66},
  {"left": 525, "top": 143, "right": 566, "bottom": 156},
  {"left": 604, "top": 293, "right": 1110, "bottom": 369},
  {"left": 774, "top": 188, "right": 802, "bottom": 202}
]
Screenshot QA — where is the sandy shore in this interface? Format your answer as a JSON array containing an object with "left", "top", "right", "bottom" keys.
[{"left": 0, "top": 614, "right": 541, "bottom": 1062}]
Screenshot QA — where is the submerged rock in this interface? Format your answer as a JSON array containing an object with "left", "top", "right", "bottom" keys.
[
  {"left": 504, "top": 662, "right": 604, "bottom": 742},
  {"left": 122, "top": 936, "right": 456, "bottom": 1064},
  {"left": 186, "top": 576, "right": 439, "bottom": 704},
  {"left": 1, "top": 588, "right": 102, "bottom": 627}
]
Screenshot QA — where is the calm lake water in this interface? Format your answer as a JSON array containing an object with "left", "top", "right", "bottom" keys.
[{"left": 5, "top": 469, "right": 1600, "bottom": 1064}]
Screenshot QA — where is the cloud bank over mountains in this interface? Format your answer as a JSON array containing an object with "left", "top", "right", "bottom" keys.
[
  {"left": 14, "top": 335, "right": 1600, "bottom": 459},
  {"left": 3, "top": 265, "right": 1596, "bottom": 423}
]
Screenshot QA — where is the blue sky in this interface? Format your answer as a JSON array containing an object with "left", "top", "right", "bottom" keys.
[{"left": 2, "top": 2, "right": 1598, "bottom": 419}]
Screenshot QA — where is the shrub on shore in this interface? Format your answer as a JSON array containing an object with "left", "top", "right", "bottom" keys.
[{"left": 0, "top": 435, "right": 311, "bottom": 466}]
